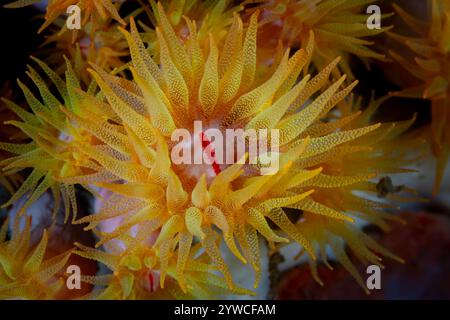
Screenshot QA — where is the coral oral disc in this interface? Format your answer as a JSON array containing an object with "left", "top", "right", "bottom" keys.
[{"left": 200, "top": 131, "right": 222, "bottom": 175}]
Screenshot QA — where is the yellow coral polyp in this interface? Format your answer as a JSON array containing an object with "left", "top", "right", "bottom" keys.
[
  {"left": 0, "top": 58, "right": 114, "bottom": 222},
  {"left": 146, "top": 0, "right": 242, "bottom": 42},
  {"left": 0, "top": 217, "right": 72, "bottom": 299},
  {"left": 5, "top": 0, "right": 126, "bottom": 33},
  {"left": 58, "top": 4, "right": 408, "bottom": 296},
  {"left": 74, "top": 236, "right": 252, "bottom": 299},
  {"left": 43, "top": 25, "right": 130, "bottom": 85},
  {"left": 0, "top": 1, "right": 423, "bottom": 300},
  {"left": 251, "top": 0, "right": 392, "bottom": 78},
  {"left": 389, "top": 0, "right": 450, "bottom": 193}
]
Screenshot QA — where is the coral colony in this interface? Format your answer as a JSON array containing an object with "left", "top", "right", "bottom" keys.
[{"left": 0, "top": 0, "right": 446, "bottom": 299}]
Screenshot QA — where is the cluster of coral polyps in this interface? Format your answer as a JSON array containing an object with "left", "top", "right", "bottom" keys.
[{"left": 0, "top": 0, "right": 445, "bottom": 299}]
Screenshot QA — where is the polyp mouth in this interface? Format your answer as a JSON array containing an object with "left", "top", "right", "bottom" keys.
[
  {"left": 169, "top": 120, "right": 280, "bottom": 186},
  {"left": 170, "top": 125, "right": 226, "bottom": 185}
]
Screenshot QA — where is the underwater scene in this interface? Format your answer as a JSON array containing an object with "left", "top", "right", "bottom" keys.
[{"left": 0, "top": 0, "right": 449, "bottom": 301}]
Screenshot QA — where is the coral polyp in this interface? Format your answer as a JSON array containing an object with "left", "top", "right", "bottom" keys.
[
  {"left": 389, "top": 0, "right": 450, "bottom": 193},
  {"left": 0, "top": 58, "right": 115, "bottom": 221},
  {"left": 5, "top": 0, "right": 126, "bottom": 33},
  {"left": 42, "top": 21, "right": 130, "bottom": 85},
  {"left": 0, "top": 0, "right": 443, "bottom": 301},
  {"left": 248, "top": 0, "right": 392, "bottom": 77},
  {"left": 74, "top": 234, "right": 252, "bottom": 299},
  {"left": 140, "top": 0, "right": 245, "bottom": 58},
  {"left": 288, "top": 95, "right": 424, "bottom": 291},
  {"left": 0, "top": 217, "right": 72, "bottom": 299},
  {"left": 60, "top": 4, "right": 411, "bottom": 295}
]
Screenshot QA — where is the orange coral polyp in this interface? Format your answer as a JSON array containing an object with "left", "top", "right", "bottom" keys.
[
  {"left": 5, "top": 0, "right": 126, "bottom": 33},
  {"left": 0, "top": 217, "right": 73, "bottom": 299},
  {"left": 389, "top": 0, "right": 450, "bottom": 193},
  {"left": 65, "top": 4, "right": 409, "bottom": 296},
  {"left": 252, "top": 0, "right": 392, "bottom": 78},
  {"left": 0, "top": 1, "right": 419, "bottom": 299},
  {"left": 0, "top": 58, "right": 114, "bottom": 222}
]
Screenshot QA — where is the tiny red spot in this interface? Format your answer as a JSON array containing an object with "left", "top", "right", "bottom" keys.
[
  {"left": 200, "top": 132, "right": 221, "bottom": 175},
  {"left": 148, "top": 272, "right": 154, "bottom": 292}
]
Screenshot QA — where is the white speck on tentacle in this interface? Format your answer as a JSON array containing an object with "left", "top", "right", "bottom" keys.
[
  {"left": 58, "top": 132, "right": 74, "bottom": 143},
  {"left": 79, "top": 37, "right": 92, "bottom": 57}
]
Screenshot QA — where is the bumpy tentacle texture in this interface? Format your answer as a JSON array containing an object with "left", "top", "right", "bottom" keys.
[
  {"left": 140, "top": 0, "right": 244, "bottom": 57},
  {"left": 56, "top": 4, "right": 414, "bottom": 297},
  {"left": 287, "top": 94, "right": 424, "bottom": 291},
  {"left": 389, "top": 0, "right": 450, "bottom": 194},
  {"left": 247, "top": 0, "right": 392, "bottom": 78},
  {"left": 0, "top": 217, "right": 72, "bottom": 299},
  {"left": 42, "top": 21, "right": 130, "bottom": 86},
  {"left": 4, "top": 0, "right": 126, "bottom": 34},
  {"left": 74, "top": 236, "right": 253, "bottom": 299},
  {"left": 5, "top": 0, "right": 130, "bottom": 86},
  {"left": 0, "top": 88, "right": 25, "bottom": 195},
  {"left": 0, "top": 58, "right": 115, "bottom": 222}
]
